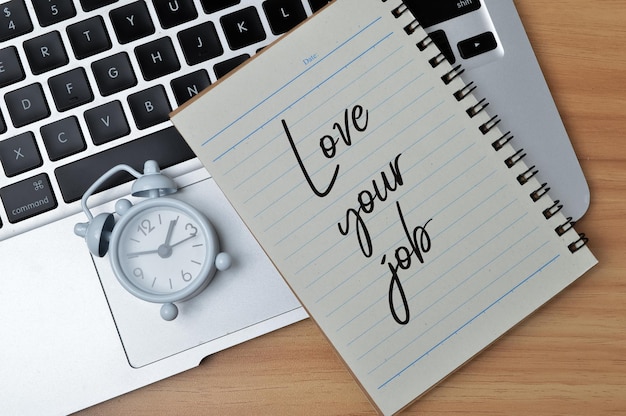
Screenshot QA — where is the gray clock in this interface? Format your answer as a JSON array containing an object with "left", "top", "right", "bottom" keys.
[{"left": 75, "top": 160, "right": 231, "bottom": 321}]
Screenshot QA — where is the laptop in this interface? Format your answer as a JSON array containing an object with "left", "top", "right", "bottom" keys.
[{"left": 0, "top": 1, "right": 589, "bottom": 414}]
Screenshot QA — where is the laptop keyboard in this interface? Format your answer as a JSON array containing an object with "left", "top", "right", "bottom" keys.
[{"left": 0, "top": 0, "right": 331, "bottom": 240}]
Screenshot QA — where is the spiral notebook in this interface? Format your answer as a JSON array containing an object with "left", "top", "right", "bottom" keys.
[{"left": 171, "top": 1, "right": 597, "bottom": 414}]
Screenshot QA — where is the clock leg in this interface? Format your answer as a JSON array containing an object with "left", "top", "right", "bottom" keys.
[{"left": 160, "top": 303, "right": 179, "bottom": 321}]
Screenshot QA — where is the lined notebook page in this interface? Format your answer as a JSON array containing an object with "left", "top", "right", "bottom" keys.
[{"left": 172, "top": 1, "right": 597, "bottom": 414}]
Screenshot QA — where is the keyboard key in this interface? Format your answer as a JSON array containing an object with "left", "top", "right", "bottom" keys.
[
  {"left": 48, "top": 67, "right": 94, "bottom": 112},
  {"left": 128, "top": 85, "right": 171, "bottom": 129},
  {"left": 80, "top": 0, "right": 118, "bottom": 12},
  {"left": 429, "top": 30, "right": 455, "bottom": 64},
  {"left": 55, "top": 126, "right": 195, "bottom": 203},
  {"left": 67, "top": 16, "right": 112, "bottom": 59},
  {"left": 41, "top": 116, "right": 86, "bottom": 161},
  {"left": 0, "top": 0, "right": 33, "bottom": 42},
  {"left": 458, "top": 31, "right": 497, "bottom": 59},
  {"left": 5, "top": 83, "right": 50, "bottom": 128},
  {"left": 403, "top": 0, "right": 482, "bottom": 29},
  {"left": 178, "top": 21, "right": 224, "bottom": 66},
  {"left": 23, "top": 31, "right": 69, "bottom": 75},
  {"left": 0, "top": 46, "right": 25, "bottom": 88},
  {"left": 48, "top": 68, "right": 92, "bottom": 111},
  {"left": 200, "top": 0, "right": 241, "bottom": 14},
  {"left": 33, "top": 0, "right": 76, "bottom": 27},
  {"left": 154, "top": 0, "right": 198, "bottom": 29},
  {"left": 214, "top": 54, "right": 249, "bottom": 79},
  {"left": 0, "top": 132, "right": 42, "bottom": 177},
  {"left": 110, "top": 1, "right": 155, "bottom": 45},
  {"left": 0, "top": 111, "right": 5, "bottom": 134},
  {"left": 135, "top": 37, "right": 181, "bottom": 81},
  {"left": 0, "top": 173, "right": 57, "bottom": 224},
  {"left": 91, "top": 52, "right": 137, "bottom": 96},
  {"left": 220, "top": 7, "right": 266, "bottom": 51},
  {"left": 171, "top": 70, "right": 211, "bottom": 105},
  {"left": 84, "top": 100, "right": 130, "bottom": 145},
  {"left": 308, "top": 0, "right": 332, "bottom": 12},
  {"left": 263, "top": 0, "right": 307, "bottom": 35}
]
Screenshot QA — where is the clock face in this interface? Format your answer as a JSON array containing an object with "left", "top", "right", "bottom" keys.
[{"left": 112, "top": 200, "right": 217, "bottom": 301}]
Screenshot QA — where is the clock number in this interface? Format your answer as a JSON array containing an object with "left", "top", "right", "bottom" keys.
[
  {"left": 137, "top": 219, "right": 155, "bottom": 236},
  {"left": 181, "top": 270, "right": 193, "bottom": 282},
  {"left": 133, "top": 268, "right": 144, "bottom": 280},
  {"left": 185, "top": 223, "right": 198, "bottom": 237}
]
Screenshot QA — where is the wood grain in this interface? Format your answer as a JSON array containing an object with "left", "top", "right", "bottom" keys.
[{"left": 76, "top": 1, "right": 626, "bottom": 414}]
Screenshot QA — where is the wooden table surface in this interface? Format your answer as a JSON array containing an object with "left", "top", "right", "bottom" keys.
[{"left": 77, "top": 1, "right": 626, "bottom": 414}]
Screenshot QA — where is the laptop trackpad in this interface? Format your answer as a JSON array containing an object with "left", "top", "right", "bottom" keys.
[{"left": 92, "top": 176, "right": 302, "bottom": 368}]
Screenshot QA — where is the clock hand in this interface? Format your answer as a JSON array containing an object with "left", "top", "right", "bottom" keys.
[
  {"left": 127, "top": 248, "right": 160, "bottom": 258},
  {"left": 170, "top": 233, "right": 197, "bottom": 248},
  {"left": 163, "top": 218, "right": 178, "bottom": 247}
]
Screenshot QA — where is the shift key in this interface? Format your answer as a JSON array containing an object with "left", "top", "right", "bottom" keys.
[
  {"left": 0, "top": 174, "right": 57, "bottom": 223},
  {"left": 403, "top": 0, "right": 481, "bottom": 28}
]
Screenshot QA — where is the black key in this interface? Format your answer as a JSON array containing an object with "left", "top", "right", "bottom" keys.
[
  {"left": 128, "top": 85, "right": 171, "bottom": 129},
  {"left": 458, "top": 31, "right": 497, "bottom": 59},
  {"left": 220, "top": 7, "right": 266, "bottom": 51},
  {"left": 403, "top": 0, "right": 481, "bottom": 29},
  {"left": 0, "top": 174, "right": 57, "bottom": 224},
  {"left": 0, "top": 132, "right": 42, "bottom": 177},
  {"left": 153, "top": 0, "right": 198, "bottom": 29},
  {"left": 33, "top": 0, "right": 76, "bottom": 27},
  {"left": 91, "top": 52, "right": 137, "bottom": 96},
  {"left": 429, "top": 30, "right": 455, "bottom": 64},
  {"left": 55, "top": 126, "right": 195, "bottom": 203},
  {"left": 110, "top": 1, "right": 155, "bottom": 45},
  {"left": 135, "top": 37, "right": 181, "bottom": 81},
  {"left": 0, "top": 111, "right": 5, "bottom": 134},
  {"left": 178, "top": 22, "right": 224, "bottom": 66},
  {"left": 84, "top": 100, "right": 130, "bottom": 145},
  {"left": 67, "top": 16, "right": 112, "bottom": 59},
  {"left": 308, "top": 0, "right": 331, "bottom": 12},
  {"left": 0, "top": 46, "right": 25, "bottom": 88},
  {"left": 263, "top": 0, "right": 307, "bottom": 35},
  {"left": 41, "top": 116, "right": 86, "bottom": 161},
  {"left": 214, "top": 54, "right": 249, "bottom": 79},
  {"left": 5, "top": 83, "right": 50, "bottom": 128},
  {"left": 23, "top": 31, "right": 69, "bottom": 75},
  {"left": 171, "top": 70, "right": 211, "bottom": 105},
  {"left": 200, "top": 0, "right": 240, "bottom": 14},
  {"left": 48, "top": 67, "right": 94, "bottom": 112},
  {"left": 80, "top": 0, "right": 118, "bottom": 12},
  {"left": 0, "top": 0, "right": 33, "bottom": 42}
]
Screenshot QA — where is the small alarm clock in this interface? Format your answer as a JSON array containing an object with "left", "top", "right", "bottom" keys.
[{"left": 74, "top": 160, "right": 231, "bottom": 321}]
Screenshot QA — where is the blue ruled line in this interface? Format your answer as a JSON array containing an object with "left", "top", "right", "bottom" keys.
[
  {"left": 200, "top": 16, "right": 384, "bottom": 151},
  {"left": 377, "top": 254, "right": 560, "bottom": 390}
]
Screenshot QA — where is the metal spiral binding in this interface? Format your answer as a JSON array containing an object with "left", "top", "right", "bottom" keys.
[
  {"left": 454, "top": 81, "right": 477, "bottom": 101},
  {"left": 556, "top": 217, "right": 575, "bottom": 236},
  {"left": 543, "top": 200, "right": 563, "bottom": 219},
  {"left": 530, "top": 183, "right": 550, "bottom": 202},
  {"left": 517, "top": 165, "right": 539, "bottom": 185},
  {"left": 389, "top": 0, "right": 589, "bottom": 254},
  {"left": 442, "top": 65, "right": 465, "bottom": 84},
  {"left": 416, "top": 36, "right": 433, "bottom": 51},
  {"left": 505, "top": 148, "right": 527, "bottom": 168},
  {"left": 466, "top": 98, "right": 489, "bottom": 117},
  {"left": 492, "top": 131, "right": 514, "bottom": 150},
  {"left": 554, "top": 217, "right": 587, "bottom": 253},
  {"left": 479, "top": 115, "right": 501, "bottom": 134},
  {"left": 568, "top": 234, "right": 589, "bottom": 253},
  {"left": 429, "top": 52, "right": 447, "bottom": 68}
]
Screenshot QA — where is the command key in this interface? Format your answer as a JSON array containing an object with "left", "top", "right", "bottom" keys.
[{"left": 0, "top": 173, "right": 57, "bottom": 223}]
